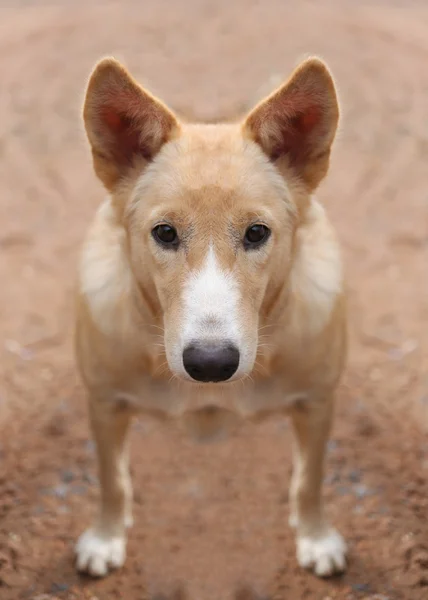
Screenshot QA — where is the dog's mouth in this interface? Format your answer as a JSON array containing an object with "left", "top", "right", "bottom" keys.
[{"left": 176, "top": 372, "right": 246, "bottom": 386}]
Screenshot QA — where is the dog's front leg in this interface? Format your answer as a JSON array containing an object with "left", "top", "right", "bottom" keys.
[
  {"left": 289, "top": 396, "right": 347, "bottom": 577},
  {"left": 75, "top": 397, "right": 133, "bottom": 577}
]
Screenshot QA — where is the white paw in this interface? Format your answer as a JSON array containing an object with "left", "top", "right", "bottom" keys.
[
  {"left": 297, "top": 528, "right": 347, "bottom": 577},
  {"left": 75, "top": 528, "right": 126, "bottom": 577}
]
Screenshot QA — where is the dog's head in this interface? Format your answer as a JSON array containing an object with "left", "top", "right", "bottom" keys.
[{"left": 83, "top": 57, "right": 339, "bottom": 384}]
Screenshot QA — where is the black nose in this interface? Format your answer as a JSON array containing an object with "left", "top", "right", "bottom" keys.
[{"left": 183, "top": 343, "right": 240, "bottom": 383}]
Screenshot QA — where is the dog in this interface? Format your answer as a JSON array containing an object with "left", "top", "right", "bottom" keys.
[{"left": 74, "top": 56, "right": 347, "bottom": 579}]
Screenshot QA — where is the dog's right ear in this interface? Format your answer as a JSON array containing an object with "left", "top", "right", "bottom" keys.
[{"left": 83, "top": 58, "right": 179, "bottom": 191}]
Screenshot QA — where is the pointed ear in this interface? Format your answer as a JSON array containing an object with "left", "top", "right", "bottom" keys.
[
  {"left": 83, "top": 58, "right": 179, "bottom": 191},
  {"left": 243, "top": 58, "right": 339, "bottom": 191}
]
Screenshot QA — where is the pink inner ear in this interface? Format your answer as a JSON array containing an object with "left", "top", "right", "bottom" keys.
[
  {"left": 267, "top": 104, "right": 323, "bottom": 163},
  {"left": 99, "top": 105, "right": 145, "bottom": 164},
  {"left": 102, "top": 106, "right": 124, "bottom": 132},
  {"left": 297, "top": 106, "right": 321, "bottom": 134}
]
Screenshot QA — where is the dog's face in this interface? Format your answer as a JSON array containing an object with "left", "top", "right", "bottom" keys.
[
  {"left": 84, "top": 58, "right": 339, "bottom": 384},
  {"left": 126, "top": 127, "right": 298, "bottom": 384}
]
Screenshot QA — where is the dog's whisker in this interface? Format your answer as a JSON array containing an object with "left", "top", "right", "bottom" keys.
[
  {"left": 153, "top": 360, "right": 170, "bottom": 376},
  {"left": 149, "top": 324, "right": 165, "bottom": 333},
  {"left": 258, "top": 324, "right": 275, "bottom": 333}
]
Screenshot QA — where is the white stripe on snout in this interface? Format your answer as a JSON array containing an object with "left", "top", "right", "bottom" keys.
[{"left": 182, "top": 245, "right": 240, "bottom": 343}]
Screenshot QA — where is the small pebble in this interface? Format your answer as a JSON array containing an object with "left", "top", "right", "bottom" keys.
[
  {"left": 85, "top": 440, "right": 96, "bottom": 454},
  {"left": 348, "top": 469, "right": 361, "bottom": 483},
  {"left": 327, "top": 440, "right": 338, "bottom": 453},
  {"left": 61, "top": 470, "right": 74, "bottom": 483},
  {"left": 325, "top": 472, "right": 341, "bottom": 485},
  {"left": 70, "top": 485, "right": 87, "bottom": 496},
  {"left": 82, "top": 472, "right": 97, "bottom": 485},
  {"left": 354, "top": 484, "right": 374, "bottom": 499},
  {"left": 50, "top": 583, "right": 69, "bottom": 593},
  {"left": 336, "top": 485, "right": 351, "bottom": 496},
  {"left": 352, "top": 583, "right": 371, "bottom": 593},
  {"left": 53, "top": 484, "right": 68, "bottom": 499}
]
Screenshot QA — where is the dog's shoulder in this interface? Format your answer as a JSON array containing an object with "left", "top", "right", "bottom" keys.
[
  {"left": 78, "top": 198, "right": 134, "bottom": 337},
  {"left": 290, "top": 198, "right": 345, "bottom": 335}
]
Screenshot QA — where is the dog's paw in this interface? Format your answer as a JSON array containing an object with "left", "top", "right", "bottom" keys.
[
  {"left": 75, "top": 528, "right": 126, "bottom": 577},
  {"left": 296, "top": 528, "right": 347, "bottom": 577}
]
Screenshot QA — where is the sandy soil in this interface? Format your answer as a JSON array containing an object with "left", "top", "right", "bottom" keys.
[{"left": 0, "top": 1, "right": 427, "bottom": 599}]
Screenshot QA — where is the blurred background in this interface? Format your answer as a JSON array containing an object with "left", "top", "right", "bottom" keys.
[{"left": 0, "top": 1, "right": 427, "bottom": 599}]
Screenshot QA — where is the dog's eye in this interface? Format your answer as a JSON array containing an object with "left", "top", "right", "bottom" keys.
[
  {"left": 152, "top": 224, "right": 179, "bottom": 249},
  {"left": 244, "top": 224, "right": 270, "bottom": 249}
]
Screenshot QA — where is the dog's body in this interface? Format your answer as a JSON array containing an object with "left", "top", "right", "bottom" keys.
[{"left": 75, "top": 57, "right": 348, "bottom": 579}]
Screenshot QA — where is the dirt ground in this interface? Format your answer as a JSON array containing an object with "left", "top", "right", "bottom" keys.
[{"left": 0, "top": 1, "right": 428, "bottom": 599}]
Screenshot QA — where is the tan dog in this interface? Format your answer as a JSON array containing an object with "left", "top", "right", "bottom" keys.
[{"left": 75, "top": 56, "right": 347, "bottom": 579}]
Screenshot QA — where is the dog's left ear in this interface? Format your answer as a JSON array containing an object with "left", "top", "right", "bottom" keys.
[{"left": 243, "top": 58, "right": 339, "bottom": 191}]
